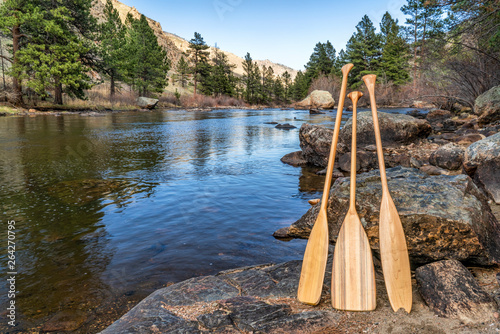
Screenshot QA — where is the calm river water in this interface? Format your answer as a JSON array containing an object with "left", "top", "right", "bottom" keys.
[{"left": 0, "top": 108, "right": 410, "bottom": 332}]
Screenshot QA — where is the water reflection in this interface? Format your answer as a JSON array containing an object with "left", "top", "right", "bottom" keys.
[{"left": 0, "top": 108, "right": 409, "bottom": 332}]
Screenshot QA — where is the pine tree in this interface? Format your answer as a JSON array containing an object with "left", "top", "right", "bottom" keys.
[
  {"left": 291, "top": 71, "right": 309, "bottom": 101},
  {"left": 205, "top": 49, "right": 236, "bottom": 97},
  {"left": 304, "top": 41, "right": 335, "bottom": 81},
  {"left": 379, "top": 12, "right": 410, "bottom": 85},
  {"left": 281, "top": 71, "right": 292, "bottom": 103},
  {"left": 344, "top": 15, "right": 382, "bottom": 88},
  {"left": 242, "top": 52, "right": 261, "bottom": 103},
  {"left": 261, "top": 65, "right": 274, "bottom": 103},
  {"left": 99, "top": 0, "right": 127, "bottom": 98},
  {"left": 176, "top": 55, "right": 190, "bottom": 88},
  {"left": 0, "top": 0, "right": 97, "bottom": 105},
  {"left": 187, "top": 32, "right": 210, "bottom": 95},
  {"left": 127, "top": 14, "right": 169, "bottom": 96},
  {"left": 273, "top": 76, "right": 285, "bottom": 103},
  {"left": 401, "top": 0, "right": 444, "bottom": 84}
]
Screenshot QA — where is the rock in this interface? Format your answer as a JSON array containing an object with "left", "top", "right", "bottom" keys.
[
  {"left": 309, "top": 108, "right": 325, "bottom": 114},
  {"left": 426, "top": 109, "right": 453, "bottom": 131},
  {"left": 137, "top": 96, "right": 159, "bottom": 109},
  {"left": 278, "top": 167, "right": 500, "bottom": 265},
  {"left": 419, "top": 165, "right": 449, "bottom": 175},
  {"left": 429, "top": 143, "right": 465, "bottom": 170},
  {"left": 407, "top": 109, "right": 427, "bottom": 119},
  {"left": 280, "top": 151, "right": 308, "bottom": 167},
  {"left": 275, "top": 123, "right": 297, "bottom": 129},
  {"left": 338, "top": 150, "right": 377, "bottom": 173},
  {"left": 410, "top": 157, "right": 423, "bottom": 168},
  {"left": 416, "top": 260, "right": 498, "bottom": 324},
  {"left": 454, "top": 133, "right": 484, "bottom": 145},
  {"left": 338, "top": 111, "right": 432, "bottom": 148},
  {"left": 295, "top": 90, "right": 335, "bottom": 110},
  {"left": 463, "top": 132, "right": 500, "bottom": 203},
  {"left": 475, "top": 85, "right": 500, "bottom": 125},
  {"left": 101, "top": 261, "right": 340, "bottom": 333},
  {"left": 299, "top": 123, "right": 335, "bottom": 167},
  {"left": 264, "top": 121, "right": 278, "bottom": 124},
  {"left": 41, "top": 310, "right": 87, "bottom": 332},
  {"left": 28, "top": 108, "right": 37, "bottom": 113},
  {"left": 411, "top": 100, "right": 434, "bottom": 108}
]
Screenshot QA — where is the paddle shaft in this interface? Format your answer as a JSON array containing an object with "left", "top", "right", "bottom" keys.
[
  {"left": 319, "top": 64, "right": 354, "bottom": 211},
  {"left": 347, "top": 91, "right": 363, "bottom": 212},
  {"left": 362, "top": 75, "right": 389, "bottom": 192}
]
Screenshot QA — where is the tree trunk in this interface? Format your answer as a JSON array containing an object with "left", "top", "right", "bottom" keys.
[
  {"left": 54, "top": 78, "right": 63, "bottom": 105},
  {"left": 11, "top": 24, "right": 23, "bottom": 106},
  {"left": 110, "top": 71, "right": 116, "bottom": 99},
  {"left": 0, "top": 37, "right": 6, "bottom": 100}
]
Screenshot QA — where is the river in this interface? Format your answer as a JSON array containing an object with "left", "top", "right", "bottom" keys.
[{"left": 0, "top": 107, "right": 411, "bottom": 332}]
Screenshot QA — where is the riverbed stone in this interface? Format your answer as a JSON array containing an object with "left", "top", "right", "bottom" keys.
[
  {"left": 280, "top": 150, "right": 309, "bottom": 167},
  {"left": 295, "top": 90, "right": 335, "bottom": 109},
  {"left": 416, "top": 260, "right": 498, "bottom": 324},
  {"left": 429, "top": 143, "right": 465, "bottom": 170},
  {"left": 276, "top": 167, "right": 500, "bottom": 265},
  {"left": 338, "top": 111, "right": 432, "bottom": 148},
  {"left": 426, "top": 109, "right": 453, "bottom": 131},
  {"left": 464, "top": 132, "right": 500, "bottom": 204}
]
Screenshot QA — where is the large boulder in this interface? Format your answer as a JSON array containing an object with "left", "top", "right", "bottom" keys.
[
  {"left": 464, "top": 132, "right": 500, "bottom": 203},
  {"left": 429, "top": 143, "right": 465, "bottom": 170},
  {"left": 416, "top": 260, "right": 498, "bottom": 324},
  {"left": 338, "top": 111, "right": 432, "bottom": 149},
  {"left": 295, "top": 90, "right": 335, "bottom": 110},
  {"left": 274, "top": 167, "right": 500, "bottom": 265},
  {"left": 475, "top": 85, "right": 500, "bottom": 125},
  {"left": 298, "top": 123, "right": 334, "bottom": 167},
  {"left": 137, "top": 96, "right": 159, "bottom": 109}
]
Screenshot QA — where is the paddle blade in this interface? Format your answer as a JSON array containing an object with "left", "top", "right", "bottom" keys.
[
  {"left": 332, "top": 211, "right": 376, "bottom": 311},
  {"left": 298, "top": 209, "right": 329, "bottom": 305},
  {"left": 379, "top": 194, "right": 412, "bottom": 313}
]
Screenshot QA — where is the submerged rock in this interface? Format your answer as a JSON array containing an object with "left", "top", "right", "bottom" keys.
[
  {"left": 280, "top": 151, "right": 308, "bottom": 167},
  {"left": 275, "top": 123, "right": 296, "bottom": 129},
  {"left": 276, "top": 167, "right": 500, "bottom": 265},
  {"left": 416, "top": 260, "right": 498, "bottom": 324}
]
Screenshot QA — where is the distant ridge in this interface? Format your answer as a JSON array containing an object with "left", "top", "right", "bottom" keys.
[{"left": 91, "top": 0, "right": 298, "bottom": 80}]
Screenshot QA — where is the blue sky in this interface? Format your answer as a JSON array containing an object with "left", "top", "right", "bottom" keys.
[{"left": 119, "top": 0, "right": 409, "bottom": 70}]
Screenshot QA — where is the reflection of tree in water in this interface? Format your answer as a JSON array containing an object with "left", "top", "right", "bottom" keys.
[{"left": 0, "top": 115, "right": 159, "bottom": 332}]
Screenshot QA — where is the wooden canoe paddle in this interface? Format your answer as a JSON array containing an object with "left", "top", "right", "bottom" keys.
[
  {"left": 331, "top": 91, "right": 376, "bottom": 311},
  {"left": 362, "top": 74, "right": 412, "bottom": 313},
  {"left": 297, "top": 63, "right": 353, "bottom": 305}
]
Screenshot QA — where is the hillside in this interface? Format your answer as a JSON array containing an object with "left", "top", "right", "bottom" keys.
[{"left": 91, "top": 0, "right": 298, "bottom": 80}]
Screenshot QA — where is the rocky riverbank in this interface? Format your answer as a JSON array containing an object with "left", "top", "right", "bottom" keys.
[{"left": 99, "top": 87, "right": 500, "bottom": 333}]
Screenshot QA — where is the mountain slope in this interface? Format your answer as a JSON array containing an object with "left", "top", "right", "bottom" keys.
[{"left": 91, "top": 0, "right": 298, "bottom": 80}]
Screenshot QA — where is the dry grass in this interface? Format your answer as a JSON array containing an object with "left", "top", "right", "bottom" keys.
[
  {"left": 63, "top": 83, "right": 139, "bottom": 109},
  {"left": 160, "top": 93, "right": 246, "bottom": 109}
]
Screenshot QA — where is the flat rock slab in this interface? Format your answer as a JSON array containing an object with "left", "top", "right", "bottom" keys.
[
  {"left": 416, "top": 260, "right": 498, "bottom": 324},
  {"left": 275, "top": 167, "right": 500, "bottom": 265},
  {"left": 100, "top": 261, "right": 340, "bottom": 333}
]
